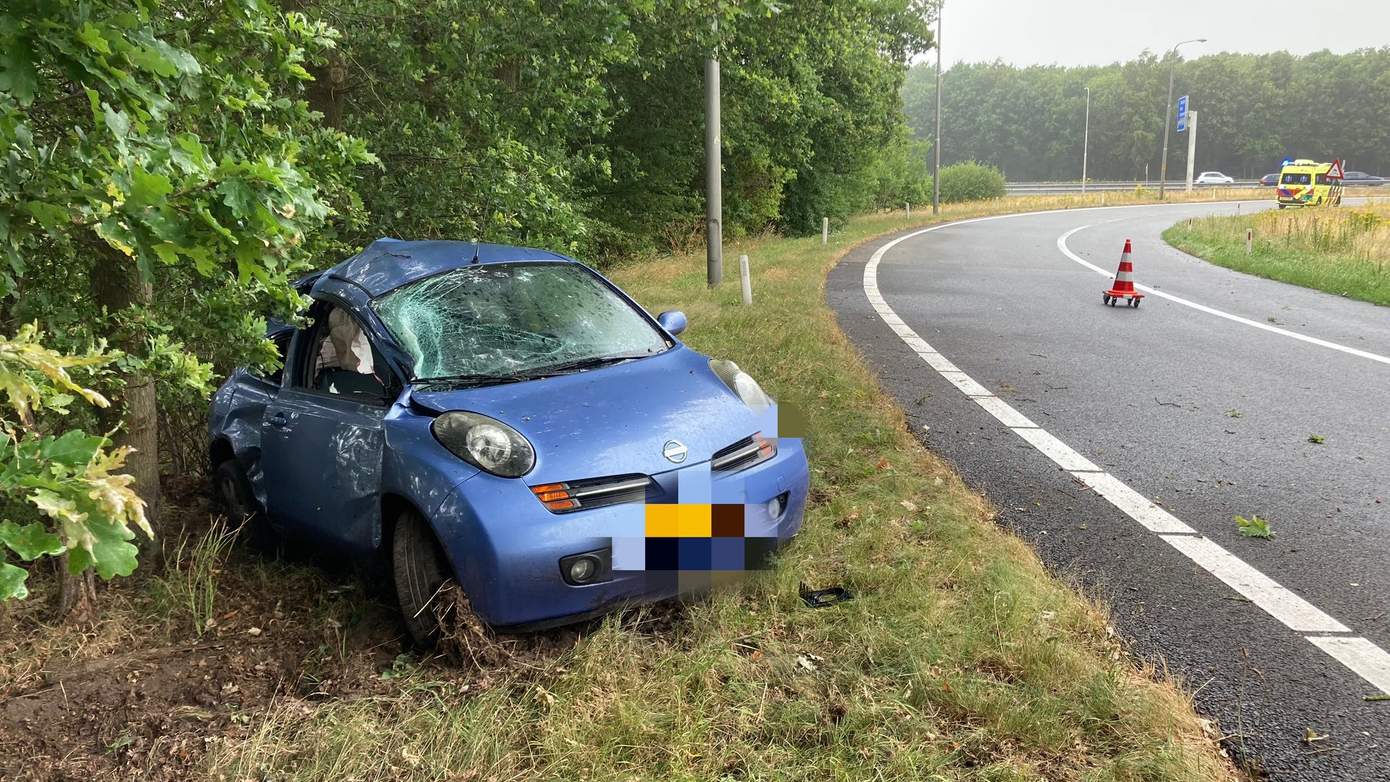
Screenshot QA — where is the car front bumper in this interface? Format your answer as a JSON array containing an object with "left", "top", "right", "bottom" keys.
[{"left": 430, "top": 439, "right": 810, "bottom": 628}]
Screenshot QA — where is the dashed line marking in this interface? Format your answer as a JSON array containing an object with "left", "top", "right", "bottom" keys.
[
  {"left": 861, "top": 210, "right": 1390, "bottom": 695},
  {"left": 1057, "top": 225, "right": 1390, "bottom": 367}
]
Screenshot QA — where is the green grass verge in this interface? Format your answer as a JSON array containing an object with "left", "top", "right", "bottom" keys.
[
  {"left": 1164, "top": 202, "right": 1390, "bottom": 307},
  {"left": 210, "top": 198, "right": 1236, "bottom": 781}
]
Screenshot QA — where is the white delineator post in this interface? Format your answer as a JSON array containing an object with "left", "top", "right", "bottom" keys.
[
  {"left": 906, "top": 202, "right": 911, "bottom": 217},
  {"left": 822, "top": 217, "right": 828, "bottom": 245},
  {"left": 1246, "top": 228, "right": 1253, "bottom": 255},
  {"left": 739, "top": 254, "right": 752, "bottom": 305}
]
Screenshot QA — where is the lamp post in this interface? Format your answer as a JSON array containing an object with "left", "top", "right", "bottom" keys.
[
  {"left": 931, "top": 1, "right": 943, "bottom": 215},
  {"left": 1081, "top": 86, "right": 1090, "bottom": 194},
  {"left": 705, "top": 18, "right": 722, "bottom": 286},
  {"left": 1158, "top": 37, "right": 1206, "bottom": 200}
]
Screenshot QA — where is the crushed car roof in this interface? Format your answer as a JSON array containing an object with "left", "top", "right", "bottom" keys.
[{"left": 326, "top": 238, "right": 574, "bottom": 297}]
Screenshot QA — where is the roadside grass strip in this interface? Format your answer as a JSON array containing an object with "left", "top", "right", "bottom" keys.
[
  {"left": 210, "top": 195, "right": 1240, "bottom": 781},
  {"left": 1163, "top": 201, "right": 1390, "bottom": 308}
]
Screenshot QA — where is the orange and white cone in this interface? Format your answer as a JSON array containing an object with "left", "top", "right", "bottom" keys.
[{"left": 1103, "top": 239, "right": 1144, "bottom": 308}]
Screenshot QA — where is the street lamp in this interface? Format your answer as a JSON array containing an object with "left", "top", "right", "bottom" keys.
[
  {"left": 1158, "top": 37, "right": 1206, "bottom": 200},
  {"left": 932, "top": 0, "right": 943, "bottom": 215},
  {"left": 1081, "top": 86, "right": 1090, "bottom": 194}
]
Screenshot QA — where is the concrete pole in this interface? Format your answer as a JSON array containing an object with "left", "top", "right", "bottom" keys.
[
  {"left": 932, "top": 2, "right": 942, "bottom": 215},
  {"left": 1184, "top": 110, "right": 1198, "bottom": 193},
  {"left": 1158, "top": 65, "right": 1175, "bottom": 200},
  {"left": 1158, "top": 38, "right": 1206, "bottom": 200},
  {"left": 1081, "top": 86, "right": 1090, "bottom": 193},
  {"left": 704, "top": 20, "right": 722, "bottom": 287}
]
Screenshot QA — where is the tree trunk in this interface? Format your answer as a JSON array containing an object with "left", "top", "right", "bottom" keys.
[
  {"left": 55, "top": 553, "right": 99, "bottom": 624},
  {"left": 306, "top": 49, "right": 347, "bottom": 129},
  {"left": 90, "top": 247, "right": 160, "bottom": 531}
]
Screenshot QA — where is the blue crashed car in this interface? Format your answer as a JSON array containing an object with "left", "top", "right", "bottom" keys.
[{"left": 208, "top": 239, "right": 809, "bottom": 641}]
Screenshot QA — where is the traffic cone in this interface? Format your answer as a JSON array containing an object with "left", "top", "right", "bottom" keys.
[{"left": 1103, "top": 239, "right": 1144, "bottom": 308}]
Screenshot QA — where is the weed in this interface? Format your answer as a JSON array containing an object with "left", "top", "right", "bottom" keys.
[
  {"left": 1307, "top": 434, "right": 1325, "bottom": 444},
  {"left": 150, "top": 520, "right": 238, "bottom": 636},
  {"left": 1235, "top": 515, "right": 1275, "bottom": 539}
]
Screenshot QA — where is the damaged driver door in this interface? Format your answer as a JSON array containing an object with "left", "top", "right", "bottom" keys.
[{"left": 259, "top": 296, "right": 393, "bottom": 552}]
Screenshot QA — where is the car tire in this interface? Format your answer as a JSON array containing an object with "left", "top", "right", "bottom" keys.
[
  {"left": 213, "top": 459, "right": 262, "bottom": 529},
  {"left": 212, "top": 459, "right": 280, "bottom": 550},
  {"left": 392, "top": 508, "right": 451, "bottom": 647}
]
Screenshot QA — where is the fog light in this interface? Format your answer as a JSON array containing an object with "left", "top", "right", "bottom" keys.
[
  {"left": 568, "top": 556, "right": 597, "bottom": 583},
  {"left": 560, "top": 551, "right": 610, "bottom": 585},
  {"left": 766, "top": 494, "right": 786, "bottom": 520}
]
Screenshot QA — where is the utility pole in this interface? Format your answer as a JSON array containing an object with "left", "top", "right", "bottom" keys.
[
  {"left": 704, "top": 18, "right": 722, "bottom": 286},
  {"left": 932, "top": 1, "right": 943, "bottom": 215},
  {"left": 1081, "top": 86, "right": 1090, "bottom": 193},
  {"left": 1158, "top": 38, "right": 1206, "bottom": 200},
  {"left": 1184, "top": 109, "right": 1198, "bottom": 192}
]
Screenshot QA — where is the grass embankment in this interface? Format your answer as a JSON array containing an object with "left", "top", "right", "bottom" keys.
[
  {"left": 1165, "top": 201, "right": 1390, "bottom": 307},
  {"left": 206, "top": 192, "right": 1236, "bottom": 781}
]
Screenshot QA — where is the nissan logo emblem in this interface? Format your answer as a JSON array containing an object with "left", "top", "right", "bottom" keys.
[{"left": 662, "top": 440, "right": 688, "bottom": 464}]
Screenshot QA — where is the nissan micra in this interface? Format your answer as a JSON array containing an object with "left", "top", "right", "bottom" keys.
[{"left": 208, "top": 239, "right": 809, "bottom": 643}]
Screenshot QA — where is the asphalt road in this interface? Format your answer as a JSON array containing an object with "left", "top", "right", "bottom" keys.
[{"left": 827, "top": 200, "right": 1390, "bottom": 781}]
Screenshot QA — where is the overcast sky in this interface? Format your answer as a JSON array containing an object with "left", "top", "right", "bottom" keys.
[{"left": 935, "top": 0, "right": 1390, "bottom": 67}]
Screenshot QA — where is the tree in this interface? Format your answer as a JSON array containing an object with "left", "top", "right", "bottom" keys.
[
  {"left": 1, "top": 0, "right": 371, "bottom": 600},
  {"left": 902, "top": 48, "right": 1390, "bottom": 181}
]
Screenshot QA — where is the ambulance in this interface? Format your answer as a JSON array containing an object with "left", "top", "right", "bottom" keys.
[{"left": 1276, "top": 159, "right": 1344, "bottom": 208}]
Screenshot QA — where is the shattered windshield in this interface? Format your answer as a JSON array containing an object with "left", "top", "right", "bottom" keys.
[{"left": 372, "top": 263, "right": 669, "bottom": 381}]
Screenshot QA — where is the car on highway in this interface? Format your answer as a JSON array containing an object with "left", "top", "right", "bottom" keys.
[
  {"left": 1342, "top": 170, "right": 1386, "bottom": 187},
  {"left": 207, "top": 238, "right": 809, "bottom": 642},
  {"left": 1259, "top": 173, "right": 1279, "bottom": 187},
  {"left": 1194, "top": 171, "right": 1236, "bottom": 185}
]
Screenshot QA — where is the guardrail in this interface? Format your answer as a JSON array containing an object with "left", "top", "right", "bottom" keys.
[{"left": 1006, "top": 180, "right": 1261, "bottom": 194}]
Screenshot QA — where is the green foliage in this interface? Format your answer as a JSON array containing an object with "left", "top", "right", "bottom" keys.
[
  {"left": 1235, "top": 514, "right": 1274, "bottom": 539},
  {"left": 0, "top": 0, "right": 372, "bottom": 591},
  {"left": 1, "top": 0, "right": 373, "bottom": 369},
  {"left": 937, "top": 161, "right": 1006, "bottom": 203},
  {"left": 0, "top": 324, "right": 150, "bottom": 600},
  {"left": 904, "top": 48, "right": 1390, "bottom": 180}
]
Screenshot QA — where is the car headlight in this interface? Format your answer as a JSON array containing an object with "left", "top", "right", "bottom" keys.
[
  {"left": 710, "top": 359, "right": 773, "bottom": 411},
  {"left": 431, "top": 411, "right": 535, "bottom": 477}
]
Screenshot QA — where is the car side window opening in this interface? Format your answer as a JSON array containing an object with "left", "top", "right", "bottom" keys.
[
  {"left": 248, "top": 330, "right": 292, "bottom": 385},
  {"left": 302, "top": 304, "right": 390, "bottom": 399}
]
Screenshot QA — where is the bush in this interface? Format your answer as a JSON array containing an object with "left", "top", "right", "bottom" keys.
[
  {"left": 938, "top": 161, "right": 1006, "bottom": 203},
  {"left": 865, "top": 131, "right": 934, "bottom": 210}
]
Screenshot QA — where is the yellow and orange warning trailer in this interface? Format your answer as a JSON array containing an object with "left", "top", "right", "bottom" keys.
[{"left": 1103, "top": 239, "right": 1143, "bottom": 308}]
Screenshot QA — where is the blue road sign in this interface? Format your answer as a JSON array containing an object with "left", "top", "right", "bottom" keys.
[{"left": 1176, "top": 95, "right": 1189, "bottom": 132}]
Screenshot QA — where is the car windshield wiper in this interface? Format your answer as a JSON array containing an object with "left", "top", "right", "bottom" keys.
[
  {"left": 412, "top": 353, "right": 653, "bottom": 389},
  {"left": 524, "top": 352, "right": 653, "bottom": 377},
  {"left": 411, "top": 371, "right": 531, "bottom": 389}
]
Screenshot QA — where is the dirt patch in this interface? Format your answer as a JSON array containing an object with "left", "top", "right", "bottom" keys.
[{"left": 0, "top": 477, "right": 586, "bottom": 781}]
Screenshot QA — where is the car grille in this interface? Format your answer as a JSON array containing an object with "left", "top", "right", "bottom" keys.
[
  {"left": 531, "top": 474, "right": 652, "bottom": 514},
  {"left": 711, "top": 433, "right": 776, "bottom": 473}
]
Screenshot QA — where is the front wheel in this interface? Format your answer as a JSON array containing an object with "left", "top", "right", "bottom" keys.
[{"left": 392, "top": 508, "right": 452, "bottom": 647}]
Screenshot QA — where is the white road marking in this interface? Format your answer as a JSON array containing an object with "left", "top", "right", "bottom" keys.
[
  {"left": 1057, "top": 225, "right": 1390, "bottom": 367},
  {"left": 1160, "top": 534, "right": 1350, "bottom": 633},
  {"left": 1307, "top": 637, "right": 1390, "bottom": 695},
  {"left": 861, "top": 211, "right": 1390, "bottom": 695},
  {"left": 1069, "top": 471, "right": 1196, "bottom": 534},
  {"left": 1010, "top": 426, "right": 1102, "bottom": 472},
  {"left": 974, "top": 396, "right": 1039, "bottom": 428}
]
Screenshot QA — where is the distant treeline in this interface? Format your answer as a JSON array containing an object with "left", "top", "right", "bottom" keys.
[{"left": 903, "top": 49, "right": 1390, "bottom": 181}]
